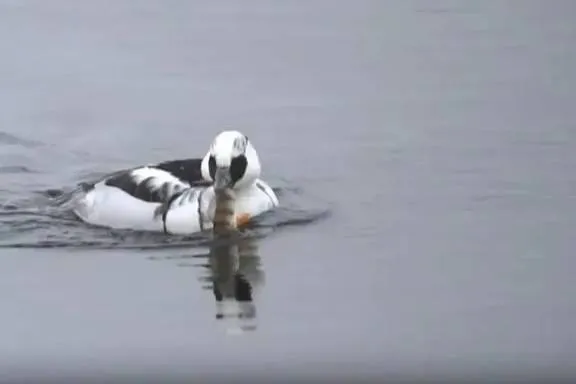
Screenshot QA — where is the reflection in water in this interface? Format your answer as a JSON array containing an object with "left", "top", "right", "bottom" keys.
[
  {"left": 208, "top": 233, "right": 264, "bottom": 333},
  {"left": 151, "top": 232, "right": 265, "bottom": 334}
]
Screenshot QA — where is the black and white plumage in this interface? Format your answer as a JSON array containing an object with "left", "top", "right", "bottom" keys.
[
  {"left": 101, "top": 158, "right": 208, "bottom": 204},
  {"left": 72, "top": 130, "right": 279, "bottom": 235}
]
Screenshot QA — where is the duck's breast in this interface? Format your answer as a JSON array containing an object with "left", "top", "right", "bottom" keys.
[
  {"left": 236, "top": 180, "right": 279, "bottom": 216},
  {"left": 213, "top": 180, "right": 279, "bottom": 228}
]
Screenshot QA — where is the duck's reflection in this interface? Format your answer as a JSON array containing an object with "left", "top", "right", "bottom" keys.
[
  {"left": 209, "top": 232, "right": 264, "bottom": 332},
  {"left": 151, "top": 232, "right": 265, "bottom": 333}
]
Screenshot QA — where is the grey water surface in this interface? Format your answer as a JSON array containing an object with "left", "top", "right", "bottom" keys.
[{"left": 0, "top": 0, "right": 575, "bottom": 382}]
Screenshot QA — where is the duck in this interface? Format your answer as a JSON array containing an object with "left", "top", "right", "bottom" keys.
[{"left": 72, "top": 130, "right": 279, "bottom": 235}]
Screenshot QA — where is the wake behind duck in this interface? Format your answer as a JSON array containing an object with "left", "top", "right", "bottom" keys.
[{"left": 72, "top": 130, "right": 279, "bottom": 235}]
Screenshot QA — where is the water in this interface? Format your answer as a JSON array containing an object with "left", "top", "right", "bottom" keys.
[{"left": 0, "top": 0, "right": 575, "bottom": 382}]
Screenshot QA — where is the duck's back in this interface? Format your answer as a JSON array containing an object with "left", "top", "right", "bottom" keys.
[
  {"left": 73, "top": 163, "right": 206, "bottom": 232},
  {"left": 152, "top": 158, "right": 211, "bottom": 187}
]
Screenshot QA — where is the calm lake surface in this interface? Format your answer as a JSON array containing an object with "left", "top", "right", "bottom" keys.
[{"left": 0, "top": 0, "right": 575, "bottom": 382}]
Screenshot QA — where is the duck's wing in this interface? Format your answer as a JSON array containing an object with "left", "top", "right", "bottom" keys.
[
  {"left": 103, "top": 167, "right": 191, "bottom": 204},
  {"left": 151, "top": 158, "right": 212, "bottom": 187}
]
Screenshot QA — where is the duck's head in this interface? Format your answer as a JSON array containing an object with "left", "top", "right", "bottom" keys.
[{"left": 201, "top": 130, "right": 261, "bottom": 191}]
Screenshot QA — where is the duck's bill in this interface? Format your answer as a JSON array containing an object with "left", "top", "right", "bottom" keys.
[{"left": 214, "top": 167, "right": 232, "bottom": 190}]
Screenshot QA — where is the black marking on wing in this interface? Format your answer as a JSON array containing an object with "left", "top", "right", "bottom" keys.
[
  {"left": 153, "top": 188, "right": 202, "bottom": 232},
  {"left": 255, "top": 180, "right": 275, "bottom": 205},
  {"left": 104, "top": 171, "right": 186, "bottom": 203},
  {"left": 196, "top": 189, "right": 208, "bottom": 232},
  {"left": 152, "top": 158, "right": 212, "bottom": 187},
  {"left": 79, "top": 181, "right": 95, "bottom": 192},
  {"left": 158, "top": 191, "right": 185, "bottom": 233}
]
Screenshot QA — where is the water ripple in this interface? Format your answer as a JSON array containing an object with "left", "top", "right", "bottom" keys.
[
  {"left": 0, "top": 183, "right": 330, "bottom": 250},
  {"left": 0, "top": 165, "right": 37, "bottom": 174},
  {"left": 0, "top": 131, "right": 42, "bottom": 148}
]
